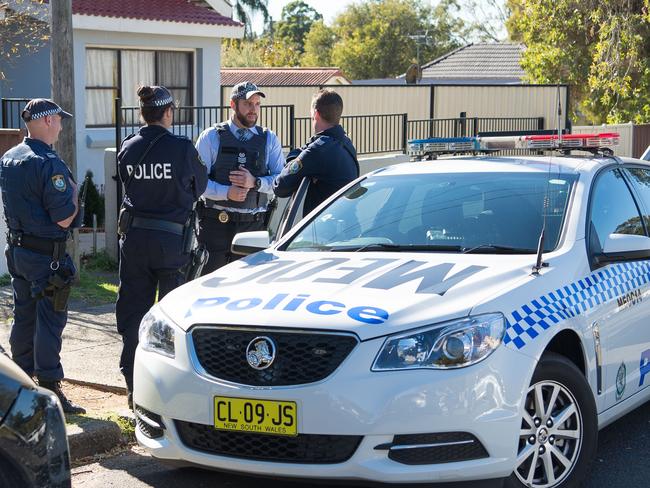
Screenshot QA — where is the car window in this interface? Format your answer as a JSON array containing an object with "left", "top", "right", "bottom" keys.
[
  {"left": 589, "top": 168, "right": 645, "bottom": 252},
  {"left": 284, "top": 172, "right": 576, "bottom": 253},
  {"left": 623, "top": 167, "right": 650, "bottom": 232}
]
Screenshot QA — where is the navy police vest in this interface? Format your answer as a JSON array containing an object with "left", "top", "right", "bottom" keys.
[{"left": 207, "top": 122, "right": 269, "bottom": 210}]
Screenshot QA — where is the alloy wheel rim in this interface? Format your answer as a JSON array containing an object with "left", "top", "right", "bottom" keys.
[{"left": 514, "top": 380, "right": 583, "bottom": 487}]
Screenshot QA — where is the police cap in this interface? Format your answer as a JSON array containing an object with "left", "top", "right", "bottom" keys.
[
  {"left": 139, "top": 86, "right": 175, "bottom": 108},
  {"left": 21, "top": 98, "right": 73, "bottom": 122},
  {"left": 231, "top": 81, "right": 266, "bottom": 100}
]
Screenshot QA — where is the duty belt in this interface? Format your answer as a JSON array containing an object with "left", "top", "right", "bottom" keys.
[
  {"left": 198, "top": 206, "right": 264, "bottom": 224},
  {"left": 131, "top": 216, "right": 185, "bottom": 236},
  {"left": 7, "top": 230, "right": 67, "bottom": 261}
]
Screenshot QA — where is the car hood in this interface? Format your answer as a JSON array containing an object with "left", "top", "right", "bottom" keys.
[{"left": 160, "top": 250, "right": 535, "bottom": 341}]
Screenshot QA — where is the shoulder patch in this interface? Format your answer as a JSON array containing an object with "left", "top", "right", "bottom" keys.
[
  {"left": 287, "top": 158, "right": 303, "bottom": 175},
  {"left": 51, "top": 174, "right": 66, "bottom": 192}
]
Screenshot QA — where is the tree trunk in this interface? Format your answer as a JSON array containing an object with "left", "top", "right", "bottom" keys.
[{"left": 50, "top": 0, "right": 79, "bottom": 266}]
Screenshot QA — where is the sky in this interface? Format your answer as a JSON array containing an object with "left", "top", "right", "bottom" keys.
[{"left": 251, "top": 0, "right": 508, "bottom": 38}]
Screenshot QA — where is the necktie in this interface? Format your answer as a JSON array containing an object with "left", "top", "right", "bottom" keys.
[{"left": 237, "top": 128, "right": 248, "bottom": 142}]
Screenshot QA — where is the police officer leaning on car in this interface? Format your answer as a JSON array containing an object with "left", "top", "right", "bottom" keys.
[
  {"left": 116, "top": 85, "right": 207, "bottom": 409},
  {"left": 0, "top": 98, "right": 85, "bottom": 414},
  {"left": 195, "top": 81, "right": 284, "bottom": 275},
  {"left": 273, "top": 89, "right": 359, "bottom": 217}
]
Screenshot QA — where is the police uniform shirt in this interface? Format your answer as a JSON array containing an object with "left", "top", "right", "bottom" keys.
[
  {"left": 195, "top": 120, "right": 285, "bottom": 214},
  {"left": 0, "top": 138, "right": 76, "bottom": 239},
  {"left": 118, "top": 125, "right": 208, "bottom": 224},
  {"left": 273, "top": 125, "right": 359, "bottom": 216}
]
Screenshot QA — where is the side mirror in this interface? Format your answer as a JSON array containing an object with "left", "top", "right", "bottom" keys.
[
  {"left": 594, "top": 233, "right": 650, "bottom": 266},
  {"left": 231, "top": 231, "right": 271, "bottom": 256}
]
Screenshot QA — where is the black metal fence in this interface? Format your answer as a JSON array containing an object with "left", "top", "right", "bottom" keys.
[
  {"left": 407, "top": 115, "right": 545, "bottom": 140},
  {"left": 1, "top": 98, "right": 31, "bottom": 129},
  {"left": 295, "top": 113, "right": 407, "bottom": 154},
  {"left": 116, "top": 100, "right": 295, "bottom": 151}
]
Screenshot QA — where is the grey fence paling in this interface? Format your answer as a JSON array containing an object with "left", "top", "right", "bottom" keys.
[
  {"left": 1, "top": 98, "right": 31, "bottom": 129},
  {"left": 294, "top": 113, "right": 408, "bottom": 154}
]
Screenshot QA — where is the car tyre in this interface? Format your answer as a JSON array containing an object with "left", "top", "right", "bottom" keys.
[{"left": 505, "top": 352, "right": 597, "bottom": 488}]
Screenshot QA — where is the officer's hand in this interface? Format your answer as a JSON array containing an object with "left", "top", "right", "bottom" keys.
[
  {"left": 227, "top": 185, "right": 248, "bottom": 202},
  {"left": 229, "top": 166, "right": 255, "bottom": 189}
]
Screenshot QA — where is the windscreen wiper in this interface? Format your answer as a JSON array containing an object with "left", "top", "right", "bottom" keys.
[
  {"left": 462, "top": 244, "right": 536, "bottom": 254},
  {"left": 331, "top": 243, "right": 464, "bottom": 252}
]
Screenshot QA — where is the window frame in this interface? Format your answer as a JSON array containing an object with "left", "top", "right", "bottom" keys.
[
  {"left": 585, "top": 165, "right": 648, "bottom": 270},
  {"left": 84, "top": 47, "right": 194, "bottom": 128}
]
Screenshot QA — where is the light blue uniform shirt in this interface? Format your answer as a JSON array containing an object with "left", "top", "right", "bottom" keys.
[{"left": 195, "top": 119, "right": 285, "bottom": 213}]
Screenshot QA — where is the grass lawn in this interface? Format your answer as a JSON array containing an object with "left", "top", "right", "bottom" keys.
[{"left": 71, "top": 251, "right": 119, "bottom": 307}]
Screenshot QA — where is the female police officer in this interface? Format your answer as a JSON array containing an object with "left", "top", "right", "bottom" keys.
[{"left": 116, "top": 86, "right": 207, "bottom": 408}]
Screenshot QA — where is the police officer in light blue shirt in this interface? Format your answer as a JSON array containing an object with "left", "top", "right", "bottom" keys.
[
  {"left": 195, "top": 81, "right": 284, "bottom": 274},
  {"left": 116, "top": 85, "right": 207, "bottom": 408},
  {"left": 0, "top": 98, "right": 85, "bottom": 414}
]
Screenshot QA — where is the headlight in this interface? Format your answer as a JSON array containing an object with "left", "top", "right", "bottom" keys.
[
  {"left": 372, "top": 313, "right": 505, "bottom": 371},
  {"left": 139, "top": 308, "right": 176, "bottom": 358}
]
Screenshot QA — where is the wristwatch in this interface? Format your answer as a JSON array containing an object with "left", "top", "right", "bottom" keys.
[{"left": 254, "top": 177, "right": 262, "bottom": 191}]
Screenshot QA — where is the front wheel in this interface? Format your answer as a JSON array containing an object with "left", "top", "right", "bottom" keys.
[{"left": 506, "top": 352, "right": 597, "bottom": 488}]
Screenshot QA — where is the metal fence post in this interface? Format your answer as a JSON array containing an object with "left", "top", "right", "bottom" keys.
[
  {"left": 402, "top": 113, "right": 408, "bottom": 153},
  {"left": 289, "top": 104, "right": 295, "bottom": 149},
  {"left": 1, "top": 99, "right": 6, "bottom": 128}
]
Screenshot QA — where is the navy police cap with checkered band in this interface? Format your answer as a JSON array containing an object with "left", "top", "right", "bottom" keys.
[
  {"left": 21, "top": 99, "right": 73, "bottom": 122},
  {"left": 231, "top": 81, "right": 266, "bottom": 100},
  {"left": 139, "top": 86, "right": 175, "bottom": 108}
]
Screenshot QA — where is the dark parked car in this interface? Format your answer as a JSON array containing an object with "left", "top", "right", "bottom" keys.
[{"left": 0, "top": 349, "right": 71, "bottom": 487}]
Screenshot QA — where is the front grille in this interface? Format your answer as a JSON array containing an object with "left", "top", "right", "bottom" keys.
[
  {"left": 175, "top": 420, "right": 362, "bottom": 463},
  {"left": 191, "top": 327, "right": 358, "bottom": 386},
  {"left": 387, "top": 432, "right": 488, "bottom": 465}
]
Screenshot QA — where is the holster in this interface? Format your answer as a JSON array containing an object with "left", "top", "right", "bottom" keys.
[
  {"left": 184, "top": 245, "right": 209, "bottom": 282},
  {"left": 44, "top": 267, "right": 75, "bottom": 312},
  {"left": 117, "top": 207, "right": 133, "bottom": 236},
  {"left": 182, "top": 211, "right": 197, "bottom": 254}
]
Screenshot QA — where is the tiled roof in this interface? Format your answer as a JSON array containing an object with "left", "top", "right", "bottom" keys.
[
  {"left": 420, "top": 43, "right": 526, "bottom": 80},
  {"left": 58, "top": 0, "right": 241, "bottom": 26},
  {"left": 221, "top": 68, "right": 350, "bottom": 86}
]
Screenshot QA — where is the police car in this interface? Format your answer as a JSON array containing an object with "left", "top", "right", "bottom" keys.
[{"left": 133, "top": 132, "right": 650, "bottom": 488}]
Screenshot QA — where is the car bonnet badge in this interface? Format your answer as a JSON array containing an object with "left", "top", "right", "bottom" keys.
[{"left": 246, "top": 336, "right": 276, "bottom": 370}]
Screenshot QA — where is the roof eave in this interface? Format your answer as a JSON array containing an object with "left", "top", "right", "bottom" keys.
[{"left": 73, "top": 13, "right": 244, "bottom": 38}]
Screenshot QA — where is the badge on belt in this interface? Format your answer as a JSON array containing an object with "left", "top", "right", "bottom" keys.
[{"left": 218, "top": 211, "right": 230, "bottom": 223}]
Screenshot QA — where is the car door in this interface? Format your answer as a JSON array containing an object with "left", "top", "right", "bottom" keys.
[{"left": 586, "top": 167, "right": 650, "bottom": 409}]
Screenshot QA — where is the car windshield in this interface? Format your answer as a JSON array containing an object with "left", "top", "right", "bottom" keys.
[{"left": 284, "top": 171, "right": 577, "bottom": 253}]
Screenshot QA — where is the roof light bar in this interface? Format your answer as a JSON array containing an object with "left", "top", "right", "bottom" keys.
[{"left": 408, "top": 133, "right": 619, "bottom": 157}]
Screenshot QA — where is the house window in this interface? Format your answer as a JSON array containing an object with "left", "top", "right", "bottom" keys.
[{"left": 85, "top": 48, "right": 193, "bottom": 127}]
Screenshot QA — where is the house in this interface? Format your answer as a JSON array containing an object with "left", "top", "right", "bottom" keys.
[
  {"left": 221, "top": 67, "right": 350, "bottom": 88},
  {"left": 0, "top": 0, "right": 244, "bottom": 186},
  {"left": 353, "top": 43, "right": 527, "bottom": 85}
]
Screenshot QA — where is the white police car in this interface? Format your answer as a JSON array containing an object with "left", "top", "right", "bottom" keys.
[{"left": 133, "top": 133, "right": 650, "bottom": 487}]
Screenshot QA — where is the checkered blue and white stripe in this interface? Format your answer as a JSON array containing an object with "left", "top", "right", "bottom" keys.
[
  {"left": 29, "top": 108, "right": 61, "bottom": 120},
  {"left": 504, "top": 261, "right": 650, "bottom": 349},
  {"left": 153, "top": 96, "right": 173, "bottom": 107}
]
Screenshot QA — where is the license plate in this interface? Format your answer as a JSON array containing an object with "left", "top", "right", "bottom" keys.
[{"left": 214, "top": 396, "right": 298, "bottom": 436}]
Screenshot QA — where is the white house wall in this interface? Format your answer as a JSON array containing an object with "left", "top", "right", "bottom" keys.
[{"left": 73, "top": 29, "right": 222, "bottom": 187}]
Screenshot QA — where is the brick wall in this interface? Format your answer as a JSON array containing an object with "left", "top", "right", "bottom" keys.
[{"left": 0, "top": 129, "right": 24, "bottom": 156}]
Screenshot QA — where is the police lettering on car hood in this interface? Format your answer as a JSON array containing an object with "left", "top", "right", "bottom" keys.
[{"left": 158, "top": 250, "right": 534, "bottom": 340}]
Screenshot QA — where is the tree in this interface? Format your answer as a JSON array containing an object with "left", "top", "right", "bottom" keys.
[
  {"left": 329, "top": 0, "right": 466, "bottom": 80},
  {"left": 233, "top": 0, "right": 270, "bottom": 39},
  {"left": 0, "top": 0, "right": 49, "bottom": 80},
  {"left": 508, "top": 0, "right": 650, "bottom": 124},
  {"left": 301, "top": 20, "right": 336, "bottom": 67},
  {"left": 221, "top": 39, "right": 264, "bottom": 67},
  {"left": 274, "top": 1, "right": 322, "bottom": 54}
]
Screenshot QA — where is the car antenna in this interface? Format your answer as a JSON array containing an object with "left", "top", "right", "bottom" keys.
[{"left": 532, "top": 85, "right": 562, "bottom": 275}]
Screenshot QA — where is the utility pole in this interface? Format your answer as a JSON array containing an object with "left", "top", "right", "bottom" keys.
[{"left": 51, "top": 0, "right": 79, "bottom": 264}]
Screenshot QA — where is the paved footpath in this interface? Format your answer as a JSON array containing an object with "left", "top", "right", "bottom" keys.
[{"left": 0, "top": 287, "right": 124, "bottom": 389}]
